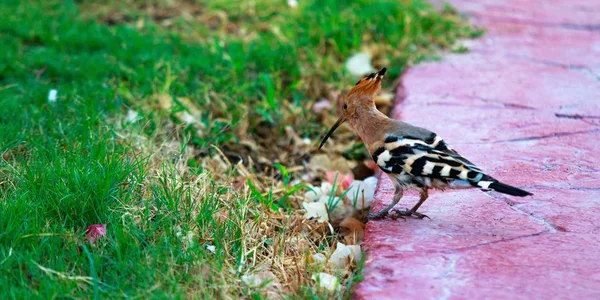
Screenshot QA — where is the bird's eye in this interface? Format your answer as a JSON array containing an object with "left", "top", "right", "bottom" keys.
[{"left": 343, "top": 103, "right": 348, "bottom": 110}]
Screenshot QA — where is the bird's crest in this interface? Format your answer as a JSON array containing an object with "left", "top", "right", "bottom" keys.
[{"left": 348, "top": 67, "right": 387, "bottom": 98}]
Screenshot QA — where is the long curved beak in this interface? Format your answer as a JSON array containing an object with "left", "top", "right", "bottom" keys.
[{"left": 319, "top": 115, "right": 346, "bottom": 149}]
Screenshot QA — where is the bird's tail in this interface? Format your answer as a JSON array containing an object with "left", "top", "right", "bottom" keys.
[{"left": 477, "top": 180, "right": 533, "bottom": 197}]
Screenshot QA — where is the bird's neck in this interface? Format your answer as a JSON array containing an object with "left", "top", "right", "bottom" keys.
[{"left": 348, "top": 104, "right": 390, "bottom": 146}]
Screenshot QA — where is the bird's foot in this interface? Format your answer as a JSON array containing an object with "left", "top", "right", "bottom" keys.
[{"left": 392, "top": 209, "right": 430, "bottom": 220}]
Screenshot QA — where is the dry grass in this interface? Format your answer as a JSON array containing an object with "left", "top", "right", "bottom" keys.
[{"left": 0, "top": 0, "right": 480, "bottom": 297}]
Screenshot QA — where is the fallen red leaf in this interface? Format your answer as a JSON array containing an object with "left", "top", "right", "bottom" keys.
[{"left": 85, "top": 224, "right": 106, "bottom": 244}]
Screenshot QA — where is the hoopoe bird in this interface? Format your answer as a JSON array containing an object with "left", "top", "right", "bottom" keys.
[{"left": 319, "top": 67, "right": 532, "bottom": 220}]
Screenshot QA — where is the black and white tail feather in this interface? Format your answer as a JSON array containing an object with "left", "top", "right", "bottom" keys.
[{"left": 372, "top": 133, "right": 533, "bottom": 197}]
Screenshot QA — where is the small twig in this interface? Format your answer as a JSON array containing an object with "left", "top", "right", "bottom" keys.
[
  {"left": 555, "top": 113, "right": 600, "bottom": 119},
  {"left": 20, "top": 233, "right": 71, "bottom": 239},
  {"left": 34, "top": 261, "right": 94, "bottom": 284}
]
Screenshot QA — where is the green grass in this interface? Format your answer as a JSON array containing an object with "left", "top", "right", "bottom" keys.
[{"left": 0, "top": 0, "right": 480, "bottom": 298}]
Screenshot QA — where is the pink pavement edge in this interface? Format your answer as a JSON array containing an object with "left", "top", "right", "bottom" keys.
[{"left": 354, "top": 0, "right": 600, "bottom": 299}]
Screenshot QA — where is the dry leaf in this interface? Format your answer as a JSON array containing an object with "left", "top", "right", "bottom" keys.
[{"left": 339, "top": 217, "right": 366, "bottom": 244}]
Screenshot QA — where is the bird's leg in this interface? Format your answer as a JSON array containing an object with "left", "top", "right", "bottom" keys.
[
  {"left": 367, "top": 187, "right": 403, "bottom": 220},
  {"left": 393, "top": 189, "right": 430, "bottom": 219}
]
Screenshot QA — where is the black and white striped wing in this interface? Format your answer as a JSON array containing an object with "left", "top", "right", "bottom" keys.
[{"left": 372, "top": 134, "right": 493, "bottom": 189}]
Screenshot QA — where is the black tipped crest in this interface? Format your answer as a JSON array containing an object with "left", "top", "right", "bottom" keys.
[{"left": 355, "top": 67, "right": 387, "bottom": 86}]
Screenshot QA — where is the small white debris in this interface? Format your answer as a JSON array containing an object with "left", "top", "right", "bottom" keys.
[
  {"left": 241, "top": 274, "right": 260, "bottom": 287},
  {"left": 302, "top": 138, "right": 311, "bottom": 145},
  {"left": 241, "top": 271, "right": 280, "bottom": 289},
  {"left": 312, "top": 253, "right": 326, "bottom": 264},
  {"left": 329, "top": 242, "right": 361, "bottom": 269},
  {"left": 125, "top": 109, "right": 140, "bottom": 123},
  {"left": 303, "top": 202, "right": 329, "bottom": 222},
  {"left": 185, "top": 231, "right": 195, "bottom": 247},
  {"left": 287, "top": 0, "right": 298, "bottom": 8},
  {"left": 345, "top": 176, "right": 378, "bottom": 209},
  {"left": 329, "top": 200, "right": 356, "bottom": 223},
  {"left": 312, "top": 99, "right": 332, "bottom": 114},
  {"left": 312, "top": 273, "right": 340, "bottom": 291},
  {"left": 47, "top": 89, "right": 58, "bottom": 103},
  {"left": 206, "top": 244, "right": 216, "bottom": 253},
  {"left": 181, "top": 111, "right": 196, "bottom": 125},
  {"left": 304, "top": 186, "right": 321, "bottom": 202},
  {"left": 320, "top": 182, "right": 333, "bottom": 197},
  {"left": 345, "top": 52, "right": 376, "bottom": 77}
]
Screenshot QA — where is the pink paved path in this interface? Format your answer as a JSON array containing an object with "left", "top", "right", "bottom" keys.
[{"left": 355, "top": 0, "right": 600, "bottom": 299}]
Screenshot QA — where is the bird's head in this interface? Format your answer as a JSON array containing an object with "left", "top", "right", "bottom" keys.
[{"left": 319, "top": 67, "right": 386, "bottom": 149}]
